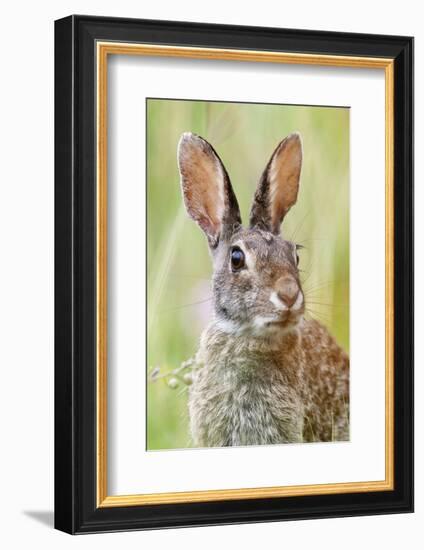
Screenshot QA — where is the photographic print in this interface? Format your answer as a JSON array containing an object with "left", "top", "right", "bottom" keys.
[{"left": 147, "top": 99, "right": 350, "bottom": 450}]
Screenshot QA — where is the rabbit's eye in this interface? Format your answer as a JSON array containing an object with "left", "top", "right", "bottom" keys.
[
  {"left": 294, "top": 243, "right": 304, "bottom": 266},
  {"left": 230, "top": 247, "right": 245, "bottom": 271}
]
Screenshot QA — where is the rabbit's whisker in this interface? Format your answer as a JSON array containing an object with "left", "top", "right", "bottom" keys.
[
  {"left": 303, "top": 279, "right": 339, "bottom": 294},
  {"left": 288, "top": 208, "right": 311, "bottom": 243},
  {"left": 300, "top": 267, "right": 315, "bottom": 286},
  {"left": 157, "top": 297, "right": 213, "bottom": 314},
  {"left": 305, "top": 301, "right": 347, "bottom": 309},
  {"left": 296, "top": 237, "right": 329, "bottom": 245},
  {"left": 305, "top": 308, "right": 333, "bottom": 324},
  {"left": 173, "top": 274, "right": 211, "bottom": 281}
]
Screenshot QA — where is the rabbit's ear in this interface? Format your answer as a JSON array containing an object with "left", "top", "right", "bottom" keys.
[
  {"left": 178, "top": 132, "right": 241, "bottom": 248},
  {"left": 249, "top": 133, "right": 302, "bottom": 234}
]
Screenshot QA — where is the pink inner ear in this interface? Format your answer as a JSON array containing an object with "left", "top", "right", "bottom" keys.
[
  {"left": 179, "top": 134, "right": 226, "bottom": 243},
  {"left": 268, "top": 135, "right": 302, "bottom": 229},
  {"left": 196, "top": 213, "right": 221, "bottom": 241}
]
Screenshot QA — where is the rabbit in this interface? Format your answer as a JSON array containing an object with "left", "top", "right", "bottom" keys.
[{"left": 177, "top": 131, "right": 349, "bottom": 447}]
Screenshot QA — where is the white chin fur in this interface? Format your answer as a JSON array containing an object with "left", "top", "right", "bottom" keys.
[
  {"left": 291, "top": 291, "right": 304, "bottom": 311},
  {"left": 253, "top": 316, "right": 280, "bottom": 329},
  {"left": 214, "top": 318, "right": 242, "bottom": 334},
  {"left": 269, "top": 291, "right": 288, "bottom": 311},
  {"left": 215, "top": 315, "right": 300, "bottom": 337},
  {"left": 252, "top": 316, "right": 297, "bottom": 336}
]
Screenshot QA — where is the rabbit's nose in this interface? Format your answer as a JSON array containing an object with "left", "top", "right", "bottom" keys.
[{"left": 275, "top": 276, "right": 300, "bottom": 309}]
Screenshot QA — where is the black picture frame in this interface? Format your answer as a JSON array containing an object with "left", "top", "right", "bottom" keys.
[{"left": 55, "top": 14, "right": 414, "bottom": 534}]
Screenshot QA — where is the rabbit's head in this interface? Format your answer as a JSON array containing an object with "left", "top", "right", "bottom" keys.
[{"left": 178, "top": 132, "right": 304, "bottom": 336}]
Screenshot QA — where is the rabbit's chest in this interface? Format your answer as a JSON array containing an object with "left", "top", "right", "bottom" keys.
[{"left": 189, "top": 356, "right": 303, "bottom": 447}]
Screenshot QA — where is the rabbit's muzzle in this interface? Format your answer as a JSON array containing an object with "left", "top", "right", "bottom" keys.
[
  {"left": 275, "top": 275, "right": 300, "bottom": 309},
  {"left": 267, "top": 275, "right": 304, "bottom": 329}
]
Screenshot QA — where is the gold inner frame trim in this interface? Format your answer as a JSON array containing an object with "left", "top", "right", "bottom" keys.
[{"left": 96, "top": 41, "right": 395, "bottom": 508}]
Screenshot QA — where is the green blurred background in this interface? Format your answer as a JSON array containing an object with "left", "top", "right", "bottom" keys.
[{"left": 146, "top": 99, "right": 350, "bottom": 450}]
